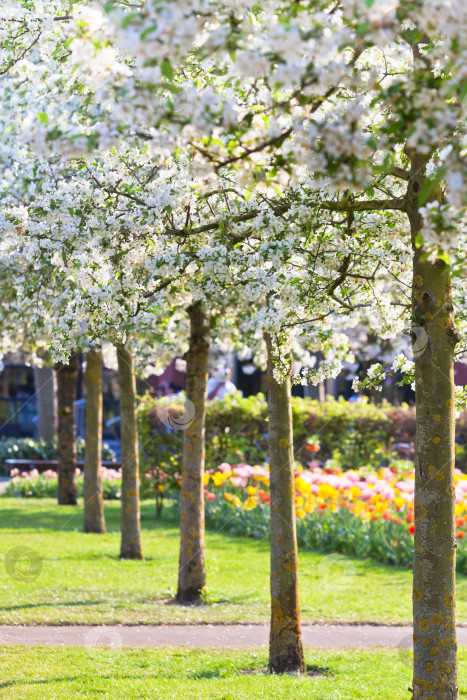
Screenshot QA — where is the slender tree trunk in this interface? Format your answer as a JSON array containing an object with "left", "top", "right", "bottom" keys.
[
  {"left": 176, "top": 302, "right": 210, "bottom": 603},
  {"left": 33, "top": 366, "right": 57, "bottom": 441},
  {"left": 265, "top": 336, "right": 305, "bottom": 674},
  {"left": 83, "top": 349, "right": 106, "bottom": 534},
  {"left": 408, "top": 152, "right": 459, "bottom": 699},
  {"left": 117, "top": 344, "right": 144, "bottom": 560},
  {"left": 54, "top": 353, "right": 79, "bottom": 505}
]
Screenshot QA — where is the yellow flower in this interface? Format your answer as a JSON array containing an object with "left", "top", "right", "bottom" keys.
[
  {"left": 295, "top": 495, "right": 304, "bottom": 507},
  {"left": 247, "top": 486, "right": 257, "bottom": 496},
  {"left": 213, "top": 472, "right": 228, "bottom": 487},
  {"left": 318, "top": 484, "right": 338, "bottom": 500},
  {"left": 394, "top": 497, "right": 405, "bottom": 510},
  {"left": 157, "top": 485, "right": 164, "bottom": 493},
  {"left": 350, "top": 486, "right": 362, "bottom": 499},
  {"left": 296, "top": 508, "right": 306, "bottom": 519},
  {"left": 296, "top": 477, "right": 311, "bottom": 494},
  {"left": 224, "top": 493, "right": 233, "bottom": 502},
  {"left": 203, "top": 474, "right": 211, "bottom": 486},
  {"left": 243, "top": 497, "right": 257, "bottom": 511},
  {"left": 232, "top": 497, "right": 241, "bottom": 507}
]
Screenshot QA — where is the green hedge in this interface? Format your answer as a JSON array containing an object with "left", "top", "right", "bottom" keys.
[{"left": 138, "top": 393, "right": 422, "bottom": 478}]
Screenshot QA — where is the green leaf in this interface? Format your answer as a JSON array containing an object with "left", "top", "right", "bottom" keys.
[
  {"left": 415, "top": 232, "right": 424, "bottom": 248},
  {"left": 161, "top": 58, "right": 174, "bottom": 81},
  {"left": 37, "top": 112, "right": 49, "bottom": 125},
  {"left": 437, "top": 250, "right": 450, "bottom": 265}
]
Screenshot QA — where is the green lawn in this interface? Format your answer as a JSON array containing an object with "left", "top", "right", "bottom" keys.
[
  {"left": 0, "top": 646, "right": 467, "bottom": 699},
  {"left": 0, "top": 497, "right": 466, "bottom": 625}
]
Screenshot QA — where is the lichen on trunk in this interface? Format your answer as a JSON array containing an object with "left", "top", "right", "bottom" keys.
[
  {"left": 83, "top": 348, "right": 106, "bottom": 534},
  {"left": 117, "top": 344, "right": 144, "bottom": 560},
  {"left": 176, "top": 302, "right": 209, "bottom": 603},
  {"left": 54, "top": 352, "right": 79, "bottom": 506},
  {"left": 408, "top": 152, "right": 460, "bottom": 699},
  {"left": 265, "top": 335, "right": 306, "bottom": 675}
]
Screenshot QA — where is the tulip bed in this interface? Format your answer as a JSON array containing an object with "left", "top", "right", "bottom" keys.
[
  {"left": 203, "top": 462, "right": 467, "bottom": 574},
  {"left": 5, "top": 466, "right": 122, "bottom": 500}
]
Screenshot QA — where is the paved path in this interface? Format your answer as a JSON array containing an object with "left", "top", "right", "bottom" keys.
[{"left": 0, "top": 624, "right": 466, "bottom": 648}]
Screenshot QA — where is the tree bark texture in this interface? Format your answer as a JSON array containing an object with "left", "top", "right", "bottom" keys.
[
  {"left": 33, "top": 366, "right": 57, "bottom": 441},
  {"left": 83, "top": 349, "right": 106, "bottom": 534},
  {"left": 117, "top": 344, "right": 144, "bottom": 560},
  {"left": 55, "top": 353, "right": 79, "bottom": 506},
  {"left": 176, "top": 302, "right": 210, "bottom": 603},
  {"left": 408, "top": 152, "right": 459, "bottom": 699},
  {"left": 265, "top": 336, "right": 306, "bottom": 674}
]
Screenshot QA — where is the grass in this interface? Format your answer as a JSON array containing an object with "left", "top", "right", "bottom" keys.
[
  {"left": 0, "top": 497, "right": 467, "bottom": 625},
  {"left": 1, "top": 646, "right": 467, "bottom": 699}
]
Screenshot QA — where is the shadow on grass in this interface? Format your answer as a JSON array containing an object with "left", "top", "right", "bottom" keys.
[
  {"left": 0, "top": 600, "right": 107, "bottom": 612},
  {"left": 0, "top": 665, "right": 333, "bottom": 690},
  {"left": 0, "top": 501, "right": 179, "bottom": 534},
  {"left": 240, "top": 663, "right": 331, "bottom": 678}
]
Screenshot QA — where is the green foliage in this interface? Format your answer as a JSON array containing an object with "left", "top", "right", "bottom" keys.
[
  {"left": 0, "top": 437, "right": 117, "bottom": 476},
  {"left": 204, "top": 497, "right": 467, "bottom": 574},
  {"left": 138, "top": 393, "right": 419, "bottom": 473}
]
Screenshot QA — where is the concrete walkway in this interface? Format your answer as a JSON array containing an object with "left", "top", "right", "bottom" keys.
[{"left": 0, "top": 624, "right": 466, "bottom": 648}]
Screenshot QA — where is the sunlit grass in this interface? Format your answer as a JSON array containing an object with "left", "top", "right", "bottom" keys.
[{"left": 0, "top": 497, "right": 466, "bottom": 625}]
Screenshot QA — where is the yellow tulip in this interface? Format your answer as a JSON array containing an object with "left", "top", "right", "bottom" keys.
[
  {"left": 243, "top": 497, "right": 257, "bottom": 511},
  {"left": 296, "top": 477, "right": 311, "bottom": 494},
  {"left": 213, "top": 472, "right": 227, "bottom": 486}
]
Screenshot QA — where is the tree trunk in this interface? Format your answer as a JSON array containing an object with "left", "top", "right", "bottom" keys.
[
  {"left": 117, "top": 344, "right": 144, "bottom": 560},
  {"left": 54, "top": 353, "right": 79, "bottom": 506},
  {"left": 33, "top": 366, "right": 57, "bottom": 441},
  {"left": 176, "top": 302, "right": 210, "bottom": 603},
  {"left": 83, "top": 349, "right": 106, "bottom": 534},
  {"left": 408, "top": 152, "right": 459, "bottom": 699},
  {"left": 265, "top": 335, "right": 306, "bottom": 674}
]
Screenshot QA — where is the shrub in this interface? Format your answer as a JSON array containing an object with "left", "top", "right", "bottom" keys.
[{"left": 138, "top": 393, "right": 420, "bottom": 474}]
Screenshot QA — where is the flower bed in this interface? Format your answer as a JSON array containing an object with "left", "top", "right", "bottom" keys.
[
  {"left": 203, "top": 462, "right": 467, "bottom": 574},
  {"left": 5, "top": 466, "right": 122, "bottom": 500}
]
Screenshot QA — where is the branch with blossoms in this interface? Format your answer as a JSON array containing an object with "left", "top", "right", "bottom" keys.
[{"left": 353, "top": 356, "right": 467, "bottom": 417}]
